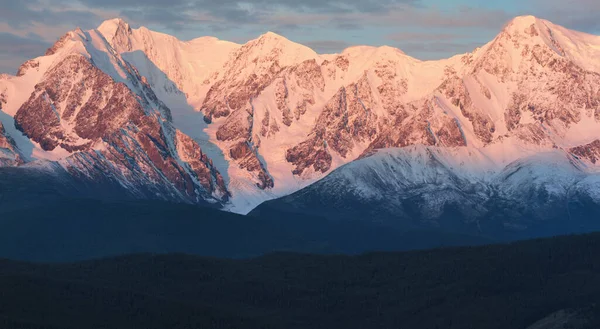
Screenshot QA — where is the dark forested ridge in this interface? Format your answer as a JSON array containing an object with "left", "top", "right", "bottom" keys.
[
  {"left": 1, "top": 165, "right": 599, "bottom": 263},
  {"left": 1, "top": 167, "right": 600, "bottom": 328},
  {"left": 0, "top": 197, "right": 494, "bottom": 262},
  {"left": 1, "top": 233, "right": 600, "bottom": 329}
]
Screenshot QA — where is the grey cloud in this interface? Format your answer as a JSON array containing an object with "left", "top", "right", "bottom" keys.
[
  {"left": 119, "top": 8, "right": 205, "bottom": 30},
  {"left": 76, "top": 0, "right": 189, "bottom": 7},
  {"left": 385, "top": 7, "right": 512, "bottom": 29},
  {"left": 207, "top": 5, "right": 268, "bottom": 24},
  {"left": 303, "top": 40, "right": 353, "bottom": 53},
  {"left": 530, "top": 0, "right": 600, "bottom": 33},
  {"left": 386, "top": 32, "right": 465, "bottom": 42},
  {"left": 1, "top": 0, "right": 507, "bottom": 39},
  {"left": 74, "top": 0, "right": 421, "bottom": 27},
  {"left": 0, "top": 32, "right": 51, "bottom": 74},
  {"left": 77, "top": 0, "right": 420, "bottom": 13},
  {"left": 267, "top": 6, "right": 513, "bottom": 34},
  {"left": 397, "top": 41, "right": 486, "bottom": 59},
  {"left": 0, "top": 32, "right": 51, "bottom": 57},
  {"left": 0, "top": 0, "right": 102, "bottom": 30},
  {"left": 330, "top": 18, "right": 363, "bottom": 30},
  {"left": 207, "top": 24, "right": 237, "bottom": 33},
  {"left": 273, "top": 24, "right": 301, "bottom": 31}
]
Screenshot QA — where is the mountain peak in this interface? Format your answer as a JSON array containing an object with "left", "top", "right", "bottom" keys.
[
  {"left": 241, "top": 31, "right": 289, "bottom": 50},
  {"left": 240, "top": 31, "right": 319, "bottom": 66},
  {"left": 493, "top": 15, "right": 572, "bottom": 57},
  {"left": 97, "top": 18, "right": 134, "bottom": 51},
  {"left": 507, "top": 15, "right": 539, "bottom": 27},
  {"left": 261, "top": 31, "right": 285, "bottom": 39},
  {"left": 377, "top": 45, "right": 406, "bottom": 55},
  {"left": 254, "top": 31, "right": 295, "bottom": 45},
  {"left": 98, "top": 18, "right": 132, "bottom": 38},
  {"left": 99, "top": 18, "right": 130, "bottom": 29},
  {"left": 499, "top": 15, "right": 542, "bottom": 35}
]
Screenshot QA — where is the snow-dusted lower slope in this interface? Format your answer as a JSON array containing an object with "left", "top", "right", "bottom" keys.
[
  {"left": 1, "top": 15, "right": 600, "bottom": 216},
  {"left": 252, "top": 146, "right": 600, "bottom": 238}
]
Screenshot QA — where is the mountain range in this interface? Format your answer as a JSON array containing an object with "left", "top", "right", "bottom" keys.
[{"left": 1, "top": 15, "right": 599, "bottom": 238}]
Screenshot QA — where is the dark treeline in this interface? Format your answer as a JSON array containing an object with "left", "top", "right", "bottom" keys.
[
  {"left": 1, "top": 233, "right": 600, "bottom": 329},
  {"left": 0, "top": 198, "right": 493, "bottom": 262}
]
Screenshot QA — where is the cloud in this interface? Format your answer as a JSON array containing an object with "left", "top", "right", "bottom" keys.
[
  {"left": 0, "top": 32, "right": 51, "bottom": 74},
  {"left": 303, "top": 40, "right": 354, "bottom": 53},
  {"left": 78, "top": 0, "right": 421, "bottom": 14},
  {"left": 384, "top": 31, "right": 487, "bottom": 59},
  {"left": 0, "top": 0, "right": 511, "bottom": 39},
  {"left": 0, "top": 0, "right": 104, "bottom": 30},
  {"left": 65, "top": 0, "right": 423, "bottom": 30},
  {"left": 0, "top": 33, "right": 50, "bottom": 56},
  {"left": 529, "top": 0, "right": 600, "bottom": 33},
  {"left": 386, "top": 32, "right": 465, "bottom": 42}
]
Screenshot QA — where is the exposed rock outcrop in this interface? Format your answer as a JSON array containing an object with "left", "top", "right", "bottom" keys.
[
  {"left": 571, "top": 140, "right": 600, "bottom": 164},
  {"left": 0, "top": 122, "right": 22, "bottom": 167}
]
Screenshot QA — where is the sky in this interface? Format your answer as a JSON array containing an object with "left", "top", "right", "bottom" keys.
[{"left": 1, "top": 0, "right": 599, "bottom": 74}]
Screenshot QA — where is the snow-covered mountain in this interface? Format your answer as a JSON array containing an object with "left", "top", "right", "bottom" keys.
[
  {"left": 1, "top": 15, "right": 600, "bottom": 218},
  {"left": 0, "top": 26, "right": 228, "bottom": 206},
  {"left": 251, "top": 146, "right": 600, "bottom": 238}
]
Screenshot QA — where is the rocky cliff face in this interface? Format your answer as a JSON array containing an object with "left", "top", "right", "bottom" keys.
[
  {"left": 0, "top": 89, "right": 22, "bottom": 166},
  {"left": 571, "top": 140, "right": 600, "bottom": 165},
  {"left": 0, "top": 122, "right": 22, "bottom": 167},
  {"left": 2, "top": 27, "right": 229, "bottom": 206},
  {"left": 14, "top": 54, "right": 144, "bottom": 152}
]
